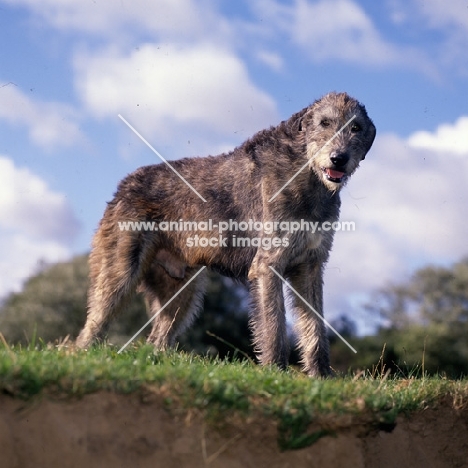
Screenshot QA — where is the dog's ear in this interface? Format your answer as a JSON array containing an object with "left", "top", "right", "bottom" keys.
[
  {"left": 293, "top": 115, "right": 304, "bottom": 132},
  {"left": 298, "top": 117, "right": 303, "bottom": 132},
  {"left": 296, "top": 108, "right": 312, "bottom": 133}
]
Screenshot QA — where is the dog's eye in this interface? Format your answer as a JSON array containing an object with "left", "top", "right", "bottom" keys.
[
  {"left": 320, "top": 119, "right": 331, "bottom": 128},
  {"left": 351, "top": 123, "right": 362, "bottom": 133}
]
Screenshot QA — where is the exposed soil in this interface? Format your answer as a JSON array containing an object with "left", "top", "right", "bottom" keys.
[{"left": 1, "top": 391, "right": 468, "bottom": 468}]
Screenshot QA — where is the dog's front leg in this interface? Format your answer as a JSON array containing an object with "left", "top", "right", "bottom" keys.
[
  {"left": 248, "top": 260, "right": 289, "bottom": 369},
  {"left": 287, "top": 262, "right": 331, "bottom": 377}
]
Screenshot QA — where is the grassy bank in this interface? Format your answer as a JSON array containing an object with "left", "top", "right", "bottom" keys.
[{"left": 1, "top": 343, "right": 467, "bottom": 449}]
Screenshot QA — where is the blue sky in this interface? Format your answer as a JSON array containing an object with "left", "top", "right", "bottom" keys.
[{"left": 0, "top": 0, "right": 467, "bottom": 333}]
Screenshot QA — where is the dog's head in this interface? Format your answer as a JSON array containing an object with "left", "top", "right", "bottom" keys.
[{"left": 299, "top": 92, "right": 376, "bottom": 191}]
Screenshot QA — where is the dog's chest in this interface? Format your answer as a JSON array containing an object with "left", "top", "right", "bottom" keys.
[
  {"left": 285, "top": 223, "right": 335, "bottom": 267},
  {"left": 290, "top": 228, "right": 324, "bottom": 251},
  {"left": 307, "top": 230, "right": 323, "bottom": 250}
]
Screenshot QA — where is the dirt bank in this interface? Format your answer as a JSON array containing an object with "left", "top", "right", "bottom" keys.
[{"left": 1, "top": 392, "right": 467, "bottom": 468}]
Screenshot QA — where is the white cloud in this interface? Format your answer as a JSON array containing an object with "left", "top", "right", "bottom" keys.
[
  {"left": 0, "top": 157, "right": 80, "bottom": 242},
  {"left": 323, "top": 132, "right": 468, "bottom": 328},
  {"left": 292, "top": 0, "right": 399, "bottom": 65},
  {"left": 387, "top": 0, "right": 468, "bottom": 75},
  {"left": 408, "top": 116, "right": 468, "bottom": 156},
  {"left": 413, "top": 0, "right": 468, "bottom": 30},
  {"left": 1, "top": 0, "right": 232, "bottom": 44},
  {"left": 388, "top": 0, "right": 468, "bottom": 32},
  {"left": 250, "top": 0, "right": 432, "bottom": 71},
  {"left": 0, "top": 156, "right": 80, "bottom": 296},
  {"left": 74, "top": 43, "right": 278, "bottom": 152},
  {"left": 0, "top": 235, "right": 70, "bottom": 297},
  {"left": 0, "top": 84, "right": 83, "bottom": 150},
  {"left": 4, "top": 0, "right": 437, "bottom": 73},
  {"left": 255, "top": 50, "right": 284, "bottom": 72}
]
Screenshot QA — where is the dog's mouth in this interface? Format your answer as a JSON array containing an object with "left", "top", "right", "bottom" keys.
[{"left": 322, "top": 168, "right": 346, "bottom": 183}]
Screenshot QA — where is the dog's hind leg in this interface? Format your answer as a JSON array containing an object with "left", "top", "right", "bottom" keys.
[
  {"left": 76, "top": 218, "right": 154, "bottom": 348},
  {"left": 140, "top": 257, "right": 207, "bottom": 349}
]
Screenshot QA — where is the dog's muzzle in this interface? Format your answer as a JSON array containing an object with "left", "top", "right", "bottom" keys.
[{"left": 323, "top": 151, "right": 349, "bottom": 183}]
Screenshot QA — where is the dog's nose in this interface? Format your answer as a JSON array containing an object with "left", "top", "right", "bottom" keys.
[{"left": 330, "top": 152, "right": 349, "bottom": 167}]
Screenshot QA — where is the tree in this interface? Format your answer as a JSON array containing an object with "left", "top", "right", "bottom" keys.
[
  {"left": 363, "top": 258, "right": 468, "bottom": 377},
  {"left": 0, "top": 255, "right": 90, "bottom": 344},
  {"left": 370, "top": 259, "right": 468, "bottom": 329}
]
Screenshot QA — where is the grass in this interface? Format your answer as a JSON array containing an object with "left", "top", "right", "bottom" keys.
[{"left": 1, "top": 342, "right": 468, "bottom": 450}]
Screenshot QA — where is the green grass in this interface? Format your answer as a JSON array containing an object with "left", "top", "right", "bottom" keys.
[{"left": 1, "top": 342, "right": 467, "bottom": 450}]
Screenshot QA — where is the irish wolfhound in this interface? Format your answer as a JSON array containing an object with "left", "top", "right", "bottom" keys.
[{"left": 76, "top": 92, "right": 376, "bottom": 376}]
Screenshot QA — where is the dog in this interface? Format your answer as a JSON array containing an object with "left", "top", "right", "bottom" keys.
[{"left": 76, "top": 91, "right": 376, "bottom": 376}]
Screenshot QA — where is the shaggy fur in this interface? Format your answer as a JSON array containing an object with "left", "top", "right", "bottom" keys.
[{"left": 76, "top": 92, "right": 376, "bottom": 376}]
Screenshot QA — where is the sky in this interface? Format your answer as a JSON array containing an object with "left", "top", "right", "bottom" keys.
[{"left": 0, "top": 0, "right": 467, "bottom": 334}]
